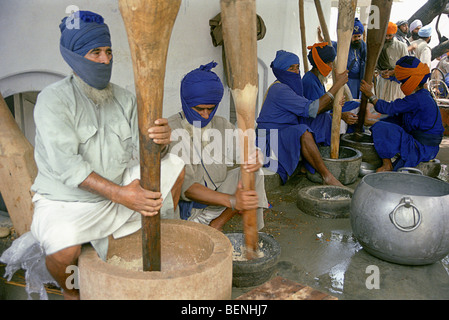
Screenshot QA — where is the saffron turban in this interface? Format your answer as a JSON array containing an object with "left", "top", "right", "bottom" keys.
[
  {"left": 307, "top": 43, "right": 336, "bottom": 77},
  {"left": 180, "top": 61, "right": 224, "bottom": 127},
  {"left": 387, "top": 22, "right": 398, "bottom": 35},
  {"left": 395, "top": 56, "right": 430, "bottom": 96},
  {"left": 59, "top": 11, "right": 112, "bottom": 89},
  {"left": 353, "top": 18, "right": 364, "bottom": 35},
  {"left": 272, "top": 50, "right": 300, "bottom": 71}
]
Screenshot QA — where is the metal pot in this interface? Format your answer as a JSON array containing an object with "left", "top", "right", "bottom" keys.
[{"left": 350, "top": 169, "right": 449, "bottom": 265}]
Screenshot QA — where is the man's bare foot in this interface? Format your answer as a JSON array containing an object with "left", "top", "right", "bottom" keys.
[{"left": 376, "top": 158, "right": 393, "bottom": 172}]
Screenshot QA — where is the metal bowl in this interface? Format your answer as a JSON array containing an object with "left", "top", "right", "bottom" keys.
[{"left": 359, "top": 161, "right": 378, "bottom": 177}]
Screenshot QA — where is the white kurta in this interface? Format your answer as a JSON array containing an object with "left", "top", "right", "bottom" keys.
[{"left": 376, "top": 39, "right": 408, "bottom": 102}]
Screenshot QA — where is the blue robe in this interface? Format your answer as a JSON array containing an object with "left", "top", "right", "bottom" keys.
[
  {"left": 332, "top": 41, "right": 367, "bottom": 99},
  {"left": 370, "top": 89, "right": 444, "bottom": 170},
  {"left": 256, "top": 80, "right": 332, "bottom": 183},
  {"left": 302, "top": 71, "right": 360, "bottom": 133}
]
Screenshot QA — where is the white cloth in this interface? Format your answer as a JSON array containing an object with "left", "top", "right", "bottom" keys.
[
  {"left": 187, "top": 167, "right": 267, "bottom": 230},
  {"left": 31, "top": 153, "right": 184, "bottom": 260}
]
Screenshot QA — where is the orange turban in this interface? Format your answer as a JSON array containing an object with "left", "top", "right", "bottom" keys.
[
  {"left": 307, "top": 42, "right": 333, "bottom": 77},
  {"left": 387, "top": 22, "right": 398, "bottom": 35},
  {"left": 395, "top": 58, "right": 430, "bottom": 96}
]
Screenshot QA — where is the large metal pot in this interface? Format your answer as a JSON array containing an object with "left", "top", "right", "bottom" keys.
[{"left": 350, "top": 170, "right": 449, "bottom": 265}]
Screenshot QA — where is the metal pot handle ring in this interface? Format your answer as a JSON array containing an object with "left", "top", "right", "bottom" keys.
[{"left": 389, "top": 197, "right": 422, "bottom": 232}]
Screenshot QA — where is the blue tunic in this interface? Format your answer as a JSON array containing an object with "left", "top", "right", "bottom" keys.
[
  {"left": 256, "top": 80, "right": 332, "bottom": 183},
  {"left": 332, "top": 41, "right": 367, "bottom": 99},
  {"left": 370, "top": 89, "right": 444, "bottom": 170},
  {"left": 302, "top": 71, "right": 360, "bottom": 133}
]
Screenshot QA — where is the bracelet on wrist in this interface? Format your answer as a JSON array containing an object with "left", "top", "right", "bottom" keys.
[
  {"left": 368, "top": 95, "right": 377, "bottom": 103},
  {"left": 229, "top": 195, "right": 236, "bottom": 211},
  {"left": 326, "top": 91, "right": 334, "bottom": 101}
]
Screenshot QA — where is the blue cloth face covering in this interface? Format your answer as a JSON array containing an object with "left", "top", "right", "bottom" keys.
[
  {"left": 60, "top": 45, "right": 112, "bottom": 90},
  {"left": 59, "top": 11, "right": 113, "bottom": 90},
  {"left": 271, "top": 64, "right": 304, "bottom": 97}
]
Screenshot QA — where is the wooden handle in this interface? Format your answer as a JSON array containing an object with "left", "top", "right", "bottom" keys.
[
  {"left": 119, "top": 0, "right": 181, "bottom": 271},
  {"left": 0, "top": 93, "right": 37, "bottom": 236},
  {"left": 330, "top": 0, "right": 357, "bottom": 159},
  {"left": 355, "top": 0, "right": 393, "bottom": 133},
  {"left": 220, "top": 0, "right": 259, "bottom": 260},
  {"left": 299, "top": 0, "right": 309, "bottom": 73}
]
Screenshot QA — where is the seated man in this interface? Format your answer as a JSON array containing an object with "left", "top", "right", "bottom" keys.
[
  {"left": 168, "top": 61, "right": 268, "bottom": 231},
  {"left": 303, "top": 42, "right": 380, "bottom": 132},
  {"left": 303, "top": 42, "right": 359, "bottom": 132},
  {"left": 256, "top": 50, "right": 348, "bottom": 185},
  {"left": 360, "top": 56, "right": 444, "bottom": 172},
  {"left": 0, "top": 11, "right": 185, "bottom": 300}
]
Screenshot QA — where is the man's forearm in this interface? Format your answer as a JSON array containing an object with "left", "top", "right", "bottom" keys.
[
  {"left": 78, "top": 171, "right": 122, "bottom": 203},
  {"left": 184, "top": 183, "right": 232, "bottom": 208}
]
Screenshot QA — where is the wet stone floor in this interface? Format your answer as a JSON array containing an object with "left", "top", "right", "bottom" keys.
[{"left": 224, "top": 141, "right": 449, "bottom": 300}]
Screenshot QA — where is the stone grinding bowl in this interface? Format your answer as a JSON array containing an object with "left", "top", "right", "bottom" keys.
[
  {"left": 225, "top": 232, "right": 281, "bottom": 288},
  {"left": 306, "top": 146, "right": 362, "bottom": 185},
  {"left": 297, "top": 185, "right": 354, "bottom": 219}
]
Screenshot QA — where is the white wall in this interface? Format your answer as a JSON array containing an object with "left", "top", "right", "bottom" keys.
[{"left": 0, "top": 0, "right": 332, "bottom": 122}]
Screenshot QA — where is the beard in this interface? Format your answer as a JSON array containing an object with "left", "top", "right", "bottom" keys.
[
  {"left": 351, "top": 40, "right": 362, "bottom": 49},
  {"left": 411, "top": 32, "right": 420, "bottom": 41},
  {"left": 73, "top": 73, "right": 114, "bottom": 105}
]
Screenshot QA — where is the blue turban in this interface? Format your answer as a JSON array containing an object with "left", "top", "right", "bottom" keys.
[
  {"left": 180, "top": 61, "right": 224, "bottom": 128},
  {"left": 59, "top": 11, "right": 112, "bottom": 89},
  {"left": 353, "top": 18, "right": 364, "bottom": 35},
  {"left": 418, "top": 25, "right": 432, "bottom": 38},
  {"left": 271, "top": 50, "right": 300, "bottom": 71},
  {"left": 271, "top": 50, "right": 304, "bottom": 96}
]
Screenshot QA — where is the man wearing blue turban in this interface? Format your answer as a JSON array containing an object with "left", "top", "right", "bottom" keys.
[
  {"left": 256, "top": 50, "right": 347, "bottom": 185},
  {"left": 360, "top": 56, "right": 444, "bottom": 172},
  {"left": 411, "top": 25, "right": 433, "bottom": 69},
  {"left": 321, "top": 18, "right": 367, "bottom": 99},
  {"left": 0, "top": 10, "right": 185, "bottom": 300},
  {"left": 302, "top": 43, "right": 364, "bottom": 134},
  {"left": 168, "top": 62, "right": 268, "bottom": 231}
]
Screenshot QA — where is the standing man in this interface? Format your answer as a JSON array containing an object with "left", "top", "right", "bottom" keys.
[
  {"left": 1, "top": 10, "right": 185, "bottom": 300},
  {"left": 376, "top": 22, "right": 408, "bottom": 101},
  {"left": 412, "top": 25, "right": 433, "bottom": 69},
  {"left": 409, "top": 19, "right": 423, "bottom": 42},
  {"left": 395, "top": 20, "right": 410, "bottom": 47},
  {"left": 332, "top": 18, "right": 367, "bottom": 99}
]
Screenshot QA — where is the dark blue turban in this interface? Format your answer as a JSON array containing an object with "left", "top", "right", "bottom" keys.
[
  {"left": 180, "top": 61, "right": 224, "bottom": 127},
  {"left": 353, "top": 18, "right": 364, "bottom": 35},
  {"left": 271, "top": 50, "right": 300, "bottom": 71},
  {"left": 59, "top": 11, "right": 112, "bottom": 89}
]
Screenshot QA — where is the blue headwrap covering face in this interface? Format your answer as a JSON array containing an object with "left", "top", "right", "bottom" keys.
[
  {"left": 353, "top": 18, "right": 364, "bottom": 35},
  {"left": 180, "top": 61, "right": 224, "bottom": 128},
  {"left": 271, "top": 50, "right": 304, "bottom": 96},
  {"left": 60, "top": 11, "right": 112, "bottom": 90}
]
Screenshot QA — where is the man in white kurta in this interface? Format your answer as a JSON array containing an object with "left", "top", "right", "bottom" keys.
[
  {"left": 411, "top": 25, "right": 433, "bottom": 70},
  {"left": 376, "top": 23, "right": 408, "bottom": 102},
  {"left": 168, "top": 62, "right": 268, "bottom": 231},
  {"left": 0, "top": 10, "right": 185, "bottom": 300}
]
